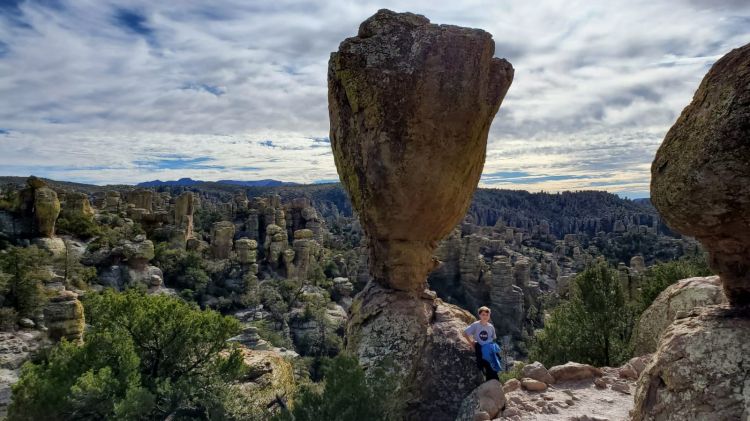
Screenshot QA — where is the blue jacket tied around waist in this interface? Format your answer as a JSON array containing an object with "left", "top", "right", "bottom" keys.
[{"left": 481, "top": 342, "right": 502, "bottom": 372}]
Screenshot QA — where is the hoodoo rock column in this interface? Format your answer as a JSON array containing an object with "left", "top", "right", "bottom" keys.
[
  {"left": 328, "top": 9, "right": 513, "bottom": 419},
  {"left": 329, "top": 9, "right": 513, "bottom": 295}
]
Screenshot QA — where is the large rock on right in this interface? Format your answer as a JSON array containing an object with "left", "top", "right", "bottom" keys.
[
  {"left": 650, "top": 42, "right": 750, "bottom": 306},
  {"left": 631, "top": 276, "right": 727, "bottom": 356},
  {"left": 632, "top": 305, "right": 750, "bottom": 421}
]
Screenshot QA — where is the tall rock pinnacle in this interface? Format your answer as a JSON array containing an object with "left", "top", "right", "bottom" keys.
[{"left": 328, "top": 9, "right": 514, "bottom": 294}]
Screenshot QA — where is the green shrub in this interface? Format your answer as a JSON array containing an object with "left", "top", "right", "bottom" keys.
[
  {"left": 56, "top": 213, "right": 100, "bottom": 239},
  {"left": 499, "top": 361, "right": 524, "bottom": 384},
  {"left": 274, "top": 354, "right": 402, "bottom": 421},
  {"left": 529, "top": 262, "right": 635, "bottom": 367},
  {"left": 638, "top": 256, "right": 712, "bottom": 312},
  {"left": 0, "top": 307, "right": 18, "bottom": 331},
  {"left": 8, "top": 289, "right": 244, "bottom": 420},
  {"left": 0, "top": 246, "right": 52, "bottom": 318}
]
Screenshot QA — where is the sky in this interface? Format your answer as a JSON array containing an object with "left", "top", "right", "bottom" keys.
[{"left": 0, "top": 0, "right": 748, "bottom": 198}]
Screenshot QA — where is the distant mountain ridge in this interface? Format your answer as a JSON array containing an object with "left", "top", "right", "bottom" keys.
[{"left": 136, "top": 178, "right": 300, "bottom": 187}]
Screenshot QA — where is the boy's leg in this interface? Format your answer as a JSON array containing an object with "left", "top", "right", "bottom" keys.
[{"left": 474, "top": 342, "right": 483, "bottom": 370}]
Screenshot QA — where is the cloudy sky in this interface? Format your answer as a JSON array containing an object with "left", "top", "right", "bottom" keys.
[{"left": 0, "top": 0, "right": 748, "bottom": 197}]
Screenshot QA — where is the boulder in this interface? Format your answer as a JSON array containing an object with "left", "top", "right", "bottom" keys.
[
  {"left": 522, "top": 361, "right": 555, "bottom": 385},
  {"left": 650, "top": 42, "right": 750, "bottom": 306},
  {"left": 456, "top": 379, "right": 506, "bottom": 421},
  {"left": 632, "top": 305, "right": 750, "bottom": 420},
  {"left": 235, "top": 348, "right": 296, "bottom": 416},
  {"left": 328, "top": 9, "right": 513, "bottom": 294},
  {"left": 632, "top": 276, "right": 726, "bottom": 355},
  {"left": 503, "top": 378, "right": 521, "bottom": 393},
  {"left": 521, "top": 378, "right": 547, "bottom": 391},
  {"left": 548, "top": 362, "right": 602, "bottom": 382}
]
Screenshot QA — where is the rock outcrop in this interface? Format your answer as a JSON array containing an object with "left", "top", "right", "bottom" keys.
[
  {"left": 346, "top": 283, "right": 483, "bottom": 419},
  {"left": 650, "top": 42, "right": 750, "bottom": 306},
  {"left": 329, "top": 9, "right": 513, "bottom": 419},
  {"left": 631, "top": 276, "right": 726, "bottom": 355},
  {"left": 328, "top": 8, "right": 513, "bottom": 294},
  {"left": 632, "top": 305, "right": 750, "bottom": 421}
]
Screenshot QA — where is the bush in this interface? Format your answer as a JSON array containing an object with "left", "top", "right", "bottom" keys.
[
  {"left": 274, "top": 354, "right": 402, "bottom": 421},
  {"left": 530, "top": 262, "right": 635, "bottom": 367},
  {"left": 55, "top": 213, "right": 100, "bottom": 239},
  {"left": 638, "top": 256, "right": 712, "bottom": 312},
  {"left": 499, "top": 361, "right": 524, "bottom": 384},
  {"left": 0, "top": 246, "right": 52, "bottom": 318},
  {"left": 8, "top": 289, "right": 244, "bottom": 420},
  {"left": 0, "top": 307, "right": 18, "bottom": 331}
]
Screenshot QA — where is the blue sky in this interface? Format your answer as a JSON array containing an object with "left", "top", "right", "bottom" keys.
[{"left": 0, "top": 0, "right": 748, "bottom": 198}]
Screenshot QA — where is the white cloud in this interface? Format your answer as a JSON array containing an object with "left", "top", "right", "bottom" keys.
[{"left": 0, "top": 0, "right": 747, "bottom": 198}]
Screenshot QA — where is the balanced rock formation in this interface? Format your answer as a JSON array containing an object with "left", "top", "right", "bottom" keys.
[
  {"left": 634, "top": 43, "right": 750, "bottom": 420},
  {"left": 330, "top": 9, "right": 512, "bottom": 420},
  {"left": 650, "top": 42, "right": 750, "bottom": 306},
  {"left": 328, "top": 8, "right": 513, "bottom": 294},
  {"left": 631, "top": 276, "right": 726, "bottom": 356}
]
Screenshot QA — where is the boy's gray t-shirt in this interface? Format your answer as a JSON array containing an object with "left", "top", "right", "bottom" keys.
[{"left": 464, "top": 321, "right": 496, "bottom": 345}]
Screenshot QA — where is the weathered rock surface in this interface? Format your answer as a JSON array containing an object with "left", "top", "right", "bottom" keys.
[
  {"left": 631, "top": 276, "right": 727, "bottom": 355},
  {"left": 346, "top": 282, "right": 483, "bottom": 420},
  {"left": 456, "top": 379, "right": 506, "bottom": 421},
  {"left": 211, "top": 221, "right": 235, "bottom": 259},
  {"left": 632, "top": 305, "right": 750, "bottom": 421},
  {"left": 235, "top": 347, "right": 296, "bottom": 416},
  {"left": 33, "top": 186, "right": 60, "bottom": 237},
  {"left": 174, "top": 192, "right": 194, "bottom": 241},
  {"left": 650, "top": 42, "right": 750, "bottom": 305},
  {"left": 43, "top": 290, "right": 84, "bottom": 343},
  {"left": 328, "top": 8, "right": 513, "bottom": 293}
]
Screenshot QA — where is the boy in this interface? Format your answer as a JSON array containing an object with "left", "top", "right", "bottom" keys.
[{"left": 463, "top": 306, "right": 502, "bottom": 381}]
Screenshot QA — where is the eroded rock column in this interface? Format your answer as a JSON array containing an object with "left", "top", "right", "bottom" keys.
[{"left": 329, "top": 9, "right": 513, "bottom": 419}]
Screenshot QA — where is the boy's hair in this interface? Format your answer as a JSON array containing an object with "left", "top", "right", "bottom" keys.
[{"left": 478, "top": 306, "right": 491, "bottom": 315}]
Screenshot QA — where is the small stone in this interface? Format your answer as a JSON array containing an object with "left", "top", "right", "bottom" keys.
[
  {"left": 503, "top": 378, "right": 521, "bottom": 393},
  {"left": 522, "top": 378, "right": 547, "bottom": 391},
  {"left": 594, "top": 377, "right": 607, "bottom": 389},
  {"left": 611, "top": 382, "right": 631, "bottom": 394},
  {"left": 473, "top": 411, "right": 491, "bottom": 421}
]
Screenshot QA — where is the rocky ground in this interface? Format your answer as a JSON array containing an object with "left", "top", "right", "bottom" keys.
[
  {"left": 0, "top": 330, "right": 49, "bottom": 417},
  {"left": 501, "top": 371, "right": 634, "bottom": 421}
]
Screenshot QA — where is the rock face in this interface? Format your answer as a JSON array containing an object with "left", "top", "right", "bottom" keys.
[
  {"left": 631, "top": 276, "right": 727, "bottom": 355},
  {"left": 173, "top": 192, "right": 194, "bottom": 241},
  {"left": 328, "top": 8, "right": 513, "bottom": 294},
  {"left": 490, "top": 255, "right": 524, "bottom": 339},
  {"left": 211, "top": 221, "right": 235, "bottom": 259},
  {"left": 632, "top": 305, "right": 750, "bottom": 421},
  {"left": 650, "top": 42, "right": 750, "bottom": 306},
  {"left": 346, "top": 283, "right": 483, "bottom": 420}
]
